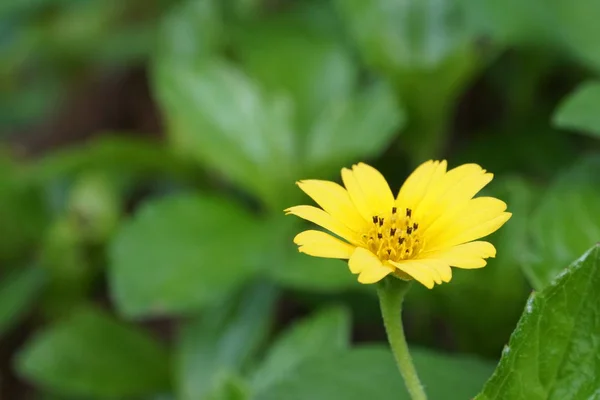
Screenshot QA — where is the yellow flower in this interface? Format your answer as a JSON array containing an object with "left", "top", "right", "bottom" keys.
[{"left": 285, "top": 161, "right": 511, "bottom": 288}]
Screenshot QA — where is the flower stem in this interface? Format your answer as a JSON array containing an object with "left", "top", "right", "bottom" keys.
[{"left": 377, "top": 278, "right": 427, "bottom": 400}]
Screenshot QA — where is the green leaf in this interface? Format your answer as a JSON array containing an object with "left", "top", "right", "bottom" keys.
[
  {"left": 109, "top": 194, "right": 265, "bottom": 317},
  {"left": 232, "top": 3, "right": 357, "bottom": 132},
  {"left": 16, "top": 307, "right": 170, "bottom": 399},
  {"left": 304, "top": 81, "right": 404, "bottom": 173},
  {"left": 252, "top": 306, "right": 351, "bottom": 394},
  {"left": 156, "top": 0, "right": 223, "bottom": 63},
  {"left": 553, "top": 81, "right": 600, "bottom": 138},
  {"left": 153, "top": 58, "right": 297, "bottom": 209},
  {"left": 525, "top": 157, "right": 600, "bottom": 289},
  {"left": 476, "top": 244, "right": 600, "bottom": 399},
  {"left": 0, "top": 267, "right": 46, "bottom": 336},
  {"left": 176, "top": 282, "right": 277, "bottom": 400},
  {"left": 256, "top": 346, "right": 495, "bottom": 400}
]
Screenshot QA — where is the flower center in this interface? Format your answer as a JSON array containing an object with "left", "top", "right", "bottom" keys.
[{"left": 361, "top": 206, "right": 424, "bottom": 262}]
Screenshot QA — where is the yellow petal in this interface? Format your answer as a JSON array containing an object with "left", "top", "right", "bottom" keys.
[
  {"left": 297, "top": 180, "right": 366, "bottom": 232},
  {"left": 285, "top": 205, "right": 360, "bottom": 244},
  {"left": 429, "top": 212, "right": 512, "bottom": 250},
  {"left": 396, "top": 160, "right": 447, "bottom": 213},
  {"left": 357, "top": 263, "right": 394, "bottom": 284},
  {"left": 348, "top": 247, "right": 380, "bottom": 274},
  {"left": 425, "top": 197, "right": 507, "bottom": 249},
  {"left": 413, "top": 163, "right": 492, "bottom": 229},
  {"left": 293, "top": 230, "right": 355, "bottom": 259},
  {"left": 418, "top": 242, "right": 496, "bottom": 269},
  {"left": 341, "top": 168, "right": 372, "bottom": 221},
  {"left": 350, "top": 163, "right": 395, "bottom": 216},
  {"left": 388, "top": 260, "right": 436, "bottom": 289}
]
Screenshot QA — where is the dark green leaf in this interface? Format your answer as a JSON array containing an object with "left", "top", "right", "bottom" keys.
[
  {"left": 476, "top": 244, "right": 600, "bottom": 399},
  {"left": 0, "top": 267, "right": 46, "bottom": 336},
  {"left": 109, "top": 194, "right": 265, "bottom": 317},
  {"left": 252, "top": 306, "right": 351, "bottom": 394},
  {"left": 553, "top": 81, "right": 600, "bottom": 138},
  {"left": 176, "top": 282, "right": 277, "bottom": 400},
  {"left": 16, "top": 307, "right": 170, "bottom": 399},
  {"left": 153, "top": 59, "right": 298, "bottom": 209},
  {"left": 525, "top": 157, "right": 600, "bottom": 289},
  {"left": 256, "top": 346, "right": 495, "bottom": 400}
]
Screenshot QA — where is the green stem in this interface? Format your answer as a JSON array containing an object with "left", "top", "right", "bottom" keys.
[{"left": 377, "top": 278, "right": 427, "bottom": 400}]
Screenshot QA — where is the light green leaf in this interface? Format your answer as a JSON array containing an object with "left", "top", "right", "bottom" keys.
[
  {"left": 252, "top": 306, "right": 351, "bottom": 394},
  {"left": 109, "top": 194, "right": 265, "bottom": 317},
  {"left": 256, "top": 346, "right": 495, "bottom": 400},
  {"left": 176, "top": 282, "right": 277, "bottom": 400},
  {"left": 0, "top": 267, "right": 46, "bottom": 336},
  {"left": 153, "top": 58, "right": 297, "bottom": 210},
  {"left": 305, "top": 81, "right": 404, "bottom": 173},
  {"left": 525, "top": 156, "right": 600, "bottom": 289},
  {"left": 232, "top": 3, "right": 357, "bottom": 131},
  {"left": 553, "top": 81, "right": 600, "bottom": 138},
  {"left": 16, "top": 307, "right": 170, "bottom": 399},
  {"left": 156, "top": 0, "right": 222, "bottom": 62},
  {"left": 476, "top": 244, "right": 600, "bottom": 400}
]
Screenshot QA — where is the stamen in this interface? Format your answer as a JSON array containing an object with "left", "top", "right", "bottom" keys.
[
  {"left": 398, "top": 237, "right": 405, "bottom": 245},
  {"left": 407, "top": 227, "right": 413, "bottom": 235},
  {"left": 377, "top": 233, "right": 383, "bottom": 239},
  {"left": 372, "top": 216, "right": 378, "bottom": 224},
  {"left": 392, "top": 206, "right": 397, "bottom": 214},
  {"left": 390, "top": 228, "right": 396, "bottom": 236},
  {"left": 378, "top": 218, "right": 384, "bottom": 227},
  {"left": 406, "top": 208, "right": 412, "bottom": 217},
  {"left": 413, "top": 223, "right": 419, "bottom": 231}
]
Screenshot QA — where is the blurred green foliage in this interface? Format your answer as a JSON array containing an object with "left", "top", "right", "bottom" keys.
[{"left": 1, "top": 0, "right": 600, "bottom": 399}]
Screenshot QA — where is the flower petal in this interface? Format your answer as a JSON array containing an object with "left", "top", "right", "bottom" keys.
[
  {"left": 424, "top": 197, "right": 507, "bottom": 249},
  {"left": 341, "top": 168, "right": 373, "bottom": 221},
  {"left": 413, "top": 163, "right": 492, "bottom": 229},
  {"left": 297, "top": 180, "right": 366, "bottom": 232},
  {"left": 348, "top": 247, "right": 380, "bottom": 274},
  {"left": 357, "top": 263, "right": 394, "bottom": 284},
  {"left": 418, "top": 242, "right": 496, "bottom": 269},
  {"left": 285, "top": 205, "right": 360, "bottom": 244},
  {"left": 348, "top": 163, "right": 395, "bottom": 216},
  {"left": 293, "top": 230, "right": 355, "bottom": 259},
  {"left": 396, "top": 160, "right": 447, "bottom": 213},
  {"left": 388, "top": 260, "right": 436, "bottom": 289},
  {"left": 428, "top": 210, "right": 512, "bottom": 250}
]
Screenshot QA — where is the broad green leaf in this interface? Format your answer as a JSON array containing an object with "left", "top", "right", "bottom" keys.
[
  {"left": 156, "top": 0, "right": 222, "bottom": 63},
  {"left": 109, "top": 194, "right": 265, "bottom": 317},
  {"left": 153, "top": 58, "right": 297, "bottom": 210},
  {"left": 476, "top": 244, "right": 600, "bottom": 399},
  {"left": 256, "top": 346, "right": 495, "bottom": 400},
  {"left": 232, "top": 3, "right": 357, "bottom": 132},
  {"left": 16, "top": 307, "right": 170, "bottom": 399},
  {"left": 304, "top": 81, "right": 404, "bottom": 173},
  {"left": 252, "top": 306, "right": 351, "bottom": 394},
  {"left": 0, "top": 267, "right": 46, "bottom": 336},
  {"left": 553, "top": 81, "right": 600, "bottom": 138},
  {"left": 525, "top": 157, "right": 600, "bottom": 289},
  {"left": 176, "top": 282, "right": 277, "bottom": 400}
]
